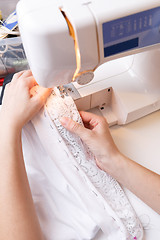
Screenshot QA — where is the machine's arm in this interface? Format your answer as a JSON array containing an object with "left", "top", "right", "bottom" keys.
[{"left": 17, "top": 0, "right": 160, "bottom": 88}]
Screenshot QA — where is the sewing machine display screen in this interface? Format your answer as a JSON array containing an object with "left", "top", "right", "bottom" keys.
[{"left": 103, "top": 7, "right": 160, "bottom": 57}]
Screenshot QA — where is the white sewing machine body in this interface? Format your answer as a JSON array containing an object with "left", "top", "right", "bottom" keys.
[{"left": 17, "top": 0, "right": 160, "bottom": 126}]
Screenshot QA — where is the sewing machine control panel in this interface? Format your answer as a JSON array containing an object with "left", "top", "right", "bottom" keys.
[{"left": 102, "top": 6, "right": 160, "bottom": 57}]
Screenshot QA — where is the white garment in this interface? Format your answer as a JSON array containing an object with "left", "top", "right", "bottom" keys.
[{"left": 22, "top": 88, "right": 143, "bottom": 240}]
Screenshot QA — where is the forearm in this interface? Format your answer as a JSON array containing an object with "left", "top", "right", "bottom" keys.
[
  {"left": 0, "top": 121, "right": 43, "bottom": 240},
  {"left": 107, "top": 153, "right": 160, "bottom": 214},
  {"left": 60, "top": 110, "right": 160, "bottom": 214}
]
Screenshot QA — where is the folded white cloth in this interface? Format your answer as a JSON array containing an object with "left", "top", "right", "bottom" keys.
[{"left": 22, "top": 87, "right": 143, "bottom": 240}]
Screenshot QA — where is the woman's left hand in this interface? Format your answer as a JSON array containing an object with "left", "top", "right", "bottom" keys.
[{"left": 0, "top": 70, "right": 52, "bottom": 131}]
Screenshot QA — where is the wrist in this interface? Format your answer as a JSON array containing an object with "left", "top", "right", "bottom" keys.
[
  {"left": 0, "top": 111, "right": 22, "bottom": 135},
  {"left": 98, "top": 149, "right": 124, "bottom": 176},
  {"left": 108, "top": 152, "right": 125, "bottom": 176},
  {"left": 102, "top": 151, "right": 130, "bottom": 181}
]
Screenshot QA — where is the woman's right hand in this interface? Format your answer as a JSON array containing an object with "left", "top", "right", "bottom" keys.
[
  {"left": 61, "top": 111, "right": 160, "bottom": 215},
  {"left": 60, "top": 111, "right": 122, "bottom": 173}
]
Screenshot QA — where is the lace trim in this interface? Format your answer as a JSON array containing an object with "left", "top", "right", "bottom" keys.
[{"left": 44, "top": 88, "right": 143, "bottom": 240}]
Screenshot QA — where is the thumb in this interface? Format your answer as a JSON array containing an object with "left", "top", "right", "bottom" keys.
[
  {"left": 36, "top": 87, "right": 52, "bottom": 100},
  {"left": 60, "top": 117, "right": 90, "bottom": 141},
  {"left": 32, "top": 87, "right": 52, "bottom": 106}
]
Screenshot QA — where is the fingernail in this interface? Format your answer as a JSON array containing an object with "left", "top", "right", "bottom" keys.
[{"left": 60, "top": 117, "right": 69, "bottom": 126}]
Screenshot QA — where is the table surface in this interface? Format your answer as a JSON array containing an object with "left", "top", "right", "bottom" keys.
[{"left": 110, "top": 110, "right": 160, "bottom": 240}]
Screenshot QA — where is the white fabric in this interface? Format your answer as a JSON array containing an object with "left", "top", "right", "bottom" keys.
[{"left": 22, "top": 87, "right": 143, "bottom": 240}]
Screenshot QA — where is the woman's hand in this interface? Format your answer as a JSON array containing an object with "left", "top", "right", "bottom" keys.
[
  {"left": 0, "top": 70, "right": 49, "bottom": 240},
  {"left": 61, "top": 111, "right": 160, "bottom": 214},
  {"left": 60, "top": 111, "right": 121, "bottom": 173},
  {"left": 0, "top": 70, "right": 52, "bottom": 131}
]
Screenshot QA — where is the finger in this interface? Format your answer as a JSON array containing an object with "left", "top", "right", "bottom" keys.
[
  {"left": 24, "top": 76, "right": 37, "bottom": 89},
  {"left": 80, "top": 111, "right": 101, "bottom": 129},
  {"left": 5, "top": 82, "right": 11, "bottom": 89},
  {"left": 19, "top": 69, "right": 33, "bottom": 79},
  {"left": 3, "top": 82, "right": 11, "bottom": 96},
  {"left": 12, "top": 70, "right": 33, "bottom": 85},
  {"left": 32, "top": 87, "right": 52, "bottom": 106},
  {"left": 60, "top": 117, "right": 91, "bottom": 141},
  {"left": 12, "top": 70, "right": 26, "bottom": 82},
  {"left": 79, "top": 111, "right": 98, "bottom": 123},
  {"left": 37, "top": 87, "right": 52, "bottom": 101}
]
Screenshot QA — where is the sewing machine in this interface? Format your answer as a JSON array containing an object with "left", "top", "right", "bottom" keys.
[{"left": 17, "top": 0, "right": 160, "bottom": 126}]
